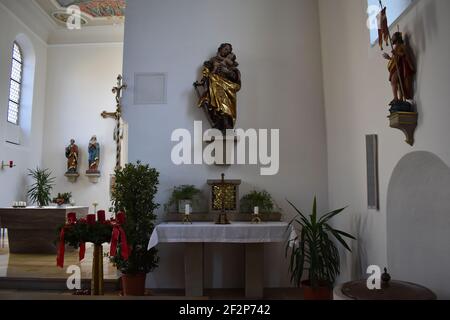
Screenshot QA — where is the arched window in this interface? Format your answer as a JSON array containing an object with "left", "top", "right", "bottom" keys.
[{"left": 7, "top": 42, "right": 23, "bottom": 125}]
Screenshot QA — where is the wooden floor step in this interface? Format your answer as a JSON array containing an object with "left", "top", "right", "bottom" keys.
[{"left": 0, "top": 277, "right": 119, "bottom": 291}]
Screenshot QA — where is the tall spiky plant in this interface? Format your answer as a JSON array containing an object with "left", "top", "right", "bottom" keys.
[
  {"left": 27, "top": 168, "right": 55, "bottom": 207},
  {"left": 286, "top": 197, "right": 356, "bottom": 289}
]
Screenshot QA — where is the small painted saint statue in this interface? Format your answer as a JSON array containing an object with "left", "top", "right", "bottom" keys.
[
  {"left": 382, "top": 31, "right": 416, "bottom": 113},
  {"left": 87, "top": 135, "right": 100, "bottom": 174},
  {"left": 65, "top": 139, "right": 79, "bottom": 174}
]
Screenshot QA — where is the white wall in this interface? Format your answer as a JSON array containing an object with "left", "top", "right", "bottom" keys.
[
  {"left": 319, "top": 0, "right": 450, "bottom": 293},
  {"left": 387, "top": 151, "right": 450, "bottom": 299},
  {"left": 41, "top": 44, "right": 123, "bottom": 215},
  {"left": 122, "top": 0, "right": 329, "bottom": 289},
  {"left": 0, "top": 3, "right": 47, "bottom": 207}
]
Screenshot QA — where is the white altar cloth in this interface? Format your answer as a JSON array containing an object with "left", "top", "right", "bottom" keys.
[
  {"left": 147, "top": 221, "right": 293, "bottom": 298},
  {"left": 148, "top": 222, "right": 290, "bottom": 249}
]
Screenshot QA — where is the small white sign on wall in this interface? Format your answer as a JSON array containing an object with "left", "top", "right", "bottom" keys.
[{"left": 134, "top": 72, "right": 167, "bottom": 105}]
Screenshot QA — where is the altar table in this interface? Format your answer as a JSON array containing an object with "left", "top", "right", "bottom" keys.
[
  {"left": 0, "top": 206, "right": 88, "bottom": 254},
  {"left": 148, "top": 222, "right": 290, "bottom": 298}
]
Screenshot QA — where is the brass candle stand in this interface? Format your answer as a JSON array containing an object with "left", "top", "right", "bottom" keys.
[
  {"left": 251, "top": 214, "right": 262, "bottom": 224},
  {"left": 183, "top": 214, "right": 193, "bottom": 224}
]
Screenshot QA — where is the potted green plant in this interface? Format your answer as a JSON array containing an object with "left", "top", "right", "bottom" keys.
[
  {"left": 164, "top": 185, "right": 201, "bottom": 213},
  {"left": 240, "top": 190, "right": 274, "bottom": 214},
  {"left": 27, "top": 168, "right": 55, "bottom": 208},
  {"left": 286, "top": 197, "right": 355, "bottom": 300},
  {"left": 110, "top": 161, "right": 160, "bottom": 296},
  {"left": 52, "top": 192, "right": 72, "bottom": 206}
]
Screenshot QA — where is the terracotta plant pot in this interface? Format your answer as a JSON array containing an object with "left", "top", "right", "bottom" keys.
[
  {"left": 302, "top": 280, "right": 333, "bottom": 300},
  {"left": 121, "top": 273, "right": 147, "bottom": 296}
]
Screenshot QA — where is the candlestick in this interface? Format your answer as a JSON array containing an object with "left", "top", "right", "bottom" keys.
[
  {"left": 92, "top": 202, "right": 99, "bottom": 213},
  {"left": 87, "top": 214, "right": 96, "bottom": 225},
  {"left": 67, "top": 212, "right": 77, "bottom": 224},
  {"left": 252, "top": 206, "right": 262, "bottom": 224},
  {"left": 12, "top": 201, "right": 26, "bottom": 208},
  {"left": 97, "top": 210, "right": 106, "bottom": 223},
  {"left": 183, "top": 204, "right": 192, "bottom": 224}
]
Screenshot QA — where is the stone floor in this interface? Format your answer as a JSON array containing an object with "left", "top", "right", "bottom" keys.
[
  {"left": 0, "top": 229, "right": 304, "bottom": 300},
  {"left": 0, "top": 288, "right": 304, "bottom": 300}
]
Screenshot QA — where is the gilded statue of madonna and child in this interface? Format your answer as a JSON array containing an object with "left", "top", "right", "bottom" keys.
[{"left": 194, "top": 43, "right": 241, "bottom": 133}]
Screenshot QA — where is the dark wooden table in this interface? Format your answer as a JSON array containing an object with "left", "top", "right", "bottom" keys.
[
  {"left": 0, "top": 207, "right": 88, "bottom": 254},
  {"left": 334, "top": 280, "right": 437, "bottom": 300}
]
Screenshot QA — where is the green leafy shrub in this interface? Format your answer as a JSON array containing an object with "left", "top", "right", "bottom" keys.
[
  {"left": 164, "top": 185, "right": 201, "bottom": 212},
  {"left": 110, "top": 161, "right": 160, "bottom": 275},
  {"left": 240, "top": 190, "right": 274, "bottom": 214}
]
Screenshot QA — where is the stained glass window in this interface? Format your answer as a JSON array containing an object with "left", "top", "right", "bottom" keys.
[{"left": 7, "top": 42, "right": 23, "bottom": 125}]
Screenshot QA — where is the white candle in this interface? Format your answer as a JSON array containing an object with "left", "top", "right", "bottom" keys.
[
  {"left": 185, "top": 204, "right": 190, "bottom": 215},
  {"left": 254, "top": 206, "right": 259, "bottom": 215}
]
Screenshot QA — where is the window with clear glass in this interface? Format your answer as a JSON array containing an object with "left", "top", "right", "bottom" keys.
[
  {"left": 368, "top": 0, "right": 415, "bottom": 45},
  {"left": 7, "top": 42, "right": 23, "bottom": 125}
]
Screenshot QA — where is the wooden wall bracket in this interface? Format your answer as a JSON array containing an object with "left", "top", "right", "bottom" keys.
[{"left": 388, "top": 112, "right": 418, "bottom": 146}]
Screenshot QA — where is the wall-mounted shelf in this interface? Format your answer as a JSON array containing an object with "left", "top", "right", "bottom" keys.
[
  {"left": 65, "top": 173, "right": 80, "bottom": 183},
  {"left": 86, "top": 172, "right": 101, "bottom": 184},
  {"left": 389, "top": 112, "right": 418, "bottom": 146}
]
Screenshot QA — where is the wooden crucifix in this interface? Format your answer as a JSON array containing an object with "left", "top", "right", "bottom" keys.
[{"left": 101, "top": 75, "right": 127, "bottom": 170}]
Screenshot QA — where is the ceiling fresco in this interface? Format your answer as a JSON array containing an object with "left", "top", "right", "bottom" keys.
[
  {"left": 55, "top": 0, "right": 126, "bottom": 18},
  {"left": 34, "top": 0, "right": 126, "bottom": 27}
]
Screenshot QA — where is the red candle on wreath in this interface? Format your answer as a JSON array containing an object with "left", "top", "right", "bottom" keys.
[
  {"left": 97, "top": 210, "right": 106, "bottom": 223},
  {"left": 9, "top": 161, "right": 13, "bottom": 168},
  {"left": 67, "top": 212, "right": 77, "bottom": 224},
  {"left": 116, "top": 211, "right": 126, "bottom": 225},
  {"left": 87, "top": 214, "right": 96, "bottom": 225}
]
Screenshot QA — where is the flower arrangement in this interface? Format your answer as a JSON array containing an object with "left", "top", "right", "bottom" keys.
[{"left": 52, "top": 192, "right": 72, "bottom": 206}]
